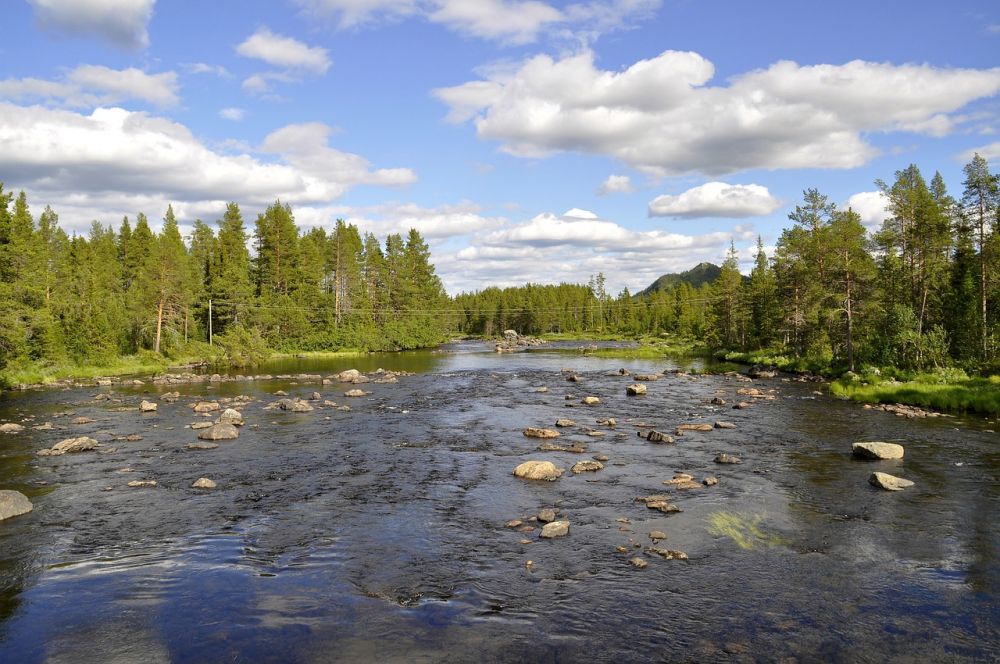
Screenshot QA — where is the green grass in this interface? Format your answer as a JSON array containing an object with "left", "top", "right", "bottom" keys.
[
  {"left": 716, "top": 349, "right": 836, "bottom": 376},
  {"left": 0, "top": 354, "right": 183, "bottom": 387},
  {"left": 270, "top": 349, "right": 370, "bottom": 359},
  {"left": 831, "top": 370, "right": 1000, "bottom": 415}
]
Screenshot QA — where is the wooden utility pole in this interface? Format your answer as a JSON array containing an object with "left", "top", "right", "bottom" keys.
[{"left": 208, "top": 299, "right": 213, "bottom": 346}]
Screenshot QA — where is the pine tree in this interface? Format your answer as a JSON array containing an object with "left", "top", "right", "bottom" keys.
[{"left": 960, "top": 154, "right": 999, "bottom": 358}]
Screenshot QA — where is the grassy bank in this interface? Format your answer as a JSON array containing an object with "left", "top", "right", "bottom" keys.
[
  {"left": 715, "top": 349, "right": 837, "bottom": 376},
  {"left": 830, "top": 370, "right": 1000, "bottom": 416},
  {"left": 0, "top": 354, "right": 188, "bottom": 388}
]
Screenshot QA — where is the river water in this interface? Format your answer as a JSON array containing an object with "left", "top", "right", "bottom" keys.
[{"left": 0, "top": 342, "right": 997, "bottom": 663}]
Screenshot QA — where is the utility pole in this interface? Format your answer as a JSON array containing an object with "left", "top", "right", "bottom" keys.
[{"left": 208, "top": 299, "right": 213, "bottom": 346}]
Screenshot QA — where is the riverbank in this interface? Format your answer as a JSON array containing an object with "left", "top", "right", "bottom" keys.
[{"left": 830, "top": 370, "right": 1000, "bottom": 416}]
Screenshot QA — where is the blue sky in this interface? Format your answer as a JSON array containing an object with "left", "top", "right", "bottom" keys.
[{"left": 1, "top": 0, "right": 999, "bottom": 294}]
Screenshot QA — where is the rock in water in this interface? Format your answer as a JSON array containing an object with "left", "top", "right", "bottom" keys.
[
  {"left": 537, "top": 508, "right": 557, "bottom": 523},
  {"left": 626, "top": 384, "right": 647, "bottom": 396},
  {"left": 127, "top": 480, "right": 157, "bottom": 488},
  {"left": 539, "top": 521, "right": 570, "bottom": 538},
  {"left": 714, "top": 453, "right": 741, "bottom": 464},
  {"left": 0, "top": 491, "right": 33, "bottom": 521},
  {"left": 581, "top": 396, "right": 601, "bottom": 405},
  {"left": 554, "top": 418, "right": 576, "bottom": 428},
  {"left": 190, "top": 422, "right": 213, "bottom": 430},
  {"left": 337, "top": 369, "right": 361, "bottom": 382},
  {"left": 192, "top": 477, "right": 217, "bottom": 489},
  {"left": 523, "top": 427, "right": 560, "bottom": 439},
  {"left": 279, "top": 398, "right": 315, "bottom": 412},
  {"left": 50, "top": 436, "right": 99, "bottom": 454},
  {"left": 677, "top": 423, "right": 714, "bottom": 432},
  {"left": 192, "top": 401, "right": 221, "bottom": 413},
  {"left": 197, "top": 423, "right": 239, "bottom": 441},
  {"left": 714, "top": 421, "right": 737, "bottom": 429},
  {"left": 0, "top": 423, "right": 25, "bottom": 433},
  {"left": 139, "top": 400, "right": 157, "bottom": 412},
  {"left": 217, "top": 408, "right": 244, "bottom": 426},
  {"left": 571, "top": 460, "right": 604, "bottom": 473},
  {"left": 187, "top": 442, "right": 219, "bottom": 450},
  {"left": 513, "top": 460, "right": 564, "bottom": 481},
  {"left": 852, "top": 442, "right": 905, "bottom": 460},
  {"left": 643, "top": 430, "right": 674, "bottom": 444},
  {"left": 869, "top": 472, "right": 914, "bottom": 491},
  {"left": 629, "top": 557, "right": 648, "bottom": 569},
  {"left": 343, "top": 389, "right": 367, "bottom": 398}
]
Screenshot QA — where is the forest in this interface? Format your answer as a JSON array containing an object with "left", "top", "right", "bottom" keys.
[{"left": 0, "top": 153, "right": 998, "bottom": 389}]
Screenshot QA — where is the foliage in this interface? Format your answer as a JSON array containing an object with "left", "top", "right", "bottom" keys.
[{"left": 212, "top": 325, "right": 271, "bottom": 368}]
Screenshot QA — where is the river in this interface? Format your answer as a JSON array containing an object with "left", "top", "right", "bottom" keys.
[{"left": 0, "top": 342, "right": 997, "bottom": 662}]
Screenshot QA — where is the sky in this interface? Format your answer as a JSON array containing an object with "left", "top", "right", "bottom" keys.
[{"left": 1, "top": 0, "right": 999, "bottom": 295}]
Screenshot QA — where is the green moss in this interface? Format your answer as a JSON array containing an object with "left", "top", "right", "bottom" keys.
[{"left": 707, "top": 511, "right": 787, "bottom": 550}]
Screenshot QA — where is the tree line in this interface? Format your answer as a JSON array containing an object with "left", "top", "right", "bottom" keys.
[{"left": 0, "top": 193, "right": 448, "bottom": 373}]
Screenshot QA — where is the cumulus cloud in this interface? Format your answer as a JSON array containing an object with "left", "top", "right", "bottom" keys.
[
  {"left": 219, "top": 107, "right": 246, "bottom": 121},
  {"left": 186, "top": 63, "right": 230, "bottom": 77},
  {"left": 597, "top": 174, "right": 634, "bottom": 195},
  {"left": 292, "top": 0, "right": 657, "bottom": 43},
  {"left": 28, "top": 0, "right": 155, "bottom": 50},
  {"left": 957, "top": 141, "right": 1000, "bottom": 163},
  {"left": 237, "top": 27, "right": 332, "bottom": 73},
  {"left": 0, "top": 65, "right": 178, "bottom": 108},
  {"left": 648, "top": 182, "right": 782, "bottom": 218},
  {"left": 0, "top": 102, "right": 415, "bottom": 232},
  {"left": 846, "top": 191, "right": 890, "bottom": 230},
  {"left": 434, "top": 49, "right": 1000, "bottom": 176}
]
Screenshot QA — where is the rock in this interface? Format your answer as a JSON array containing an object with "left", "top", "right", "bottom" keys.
[
  {"left": 161, "top": 391, "right": 181, "bottom": 402},
  {"left": 571, "top": 460, "right": 604, "bottom": 473},
  {"left": 505, "top": 519, "right": 523, "bottom": 528},
  {"left": 852, "top": 442, "right": 905, "bottom": 460},
  {"left": 127, "top": 480, "right": 157, "bottom": 488},
  {"left": 554, "top": 418, "right": 576, "bottom": 427},
  {"left": 648, "top": 530, "right": 667, "bottom": 541},
  {"left": 626, "top": 384, "right": 647, "bottom": 396},
  {"left": 635, "top": 495, "right": 682, "bottom": 514},
  {"left": 344, "top": 389, "right": 367, "bottom": 398},
  {"left": 869, "top": 472, "right": 914, "bottom": 491},
  {"left": 197, "top": 423, "right": 239, "bottom": 441},
  {"left": 125, "top": 434, "right": 143, "bottom": 442},
  {"left": 337, "top": 369, "right": 361, "bottom": 382},
  {"left": 192, "top": 401, "right": 221, "bottom": 413},
  {"left": 33, "top": 423, "right": 55, "bottom": 431},
  {"left": 593, "top": 454, "right": 609, "bottom": 462},
  {"left": 274, "top": 390, "right": 288, "bottom": 396},
  {"left": 309, "top": 392, "right": 322, "bottom": 401},
  {"left": 217, "top": 408, "right": 244, "bottom": 426},
  {"left": 677, "top": 423, "right": 714, "bottom": 432},
  {"left": 733, "top": 402, "right": 751, "bottom": 409},
  {"left": 513, "top": 460, "right": 564, "bottom": 481},
  {"left": 190, "top": 421, "right": 213, "bottom": 430},
  {"left": 187, "top": 442, "right": 219, "bottom": 450},
  {"left": 0, "top": 423, "right": 25, "bottom": 433},
  {"left": 192, "top": 477, "right": 217, "bottom": 489},
  {"left": 646, "top": 547, "right": 688, "bottom": 560},
  {"left": 737, "top": 387, "right": 764, "bottom": 396},
  {"left": 714, "top": 421, "right": 737, "bottom": 429},
  {"left": 49, "top": 436, "right": 99, "bottom": 454},
  {"left": 703, "top": 476, "right": 719, "bottom": 486},
  {"left": 663, "top": 473, "right": 701, "bottom": 490},
  {"left": 711, "top": 397, "right": 726, "bottom": 406},
  {"left": 596, "top": 417, "right": 616, "bottom": 427},
  {"left": 634, "top": 374, "right": 660, "bottom": 382},
  {"left": 629, "top": 557, "right": 648, "bottom": 568},
  {"left": 537, "top": 508, "right": 557, "bottom": 523},
  {"left": 71, "top": 416, "right": 94, "bottom": 425},
  {"left": 643, "top": 430, "right": 674, "bottom": 444},
  {"left": 279, "top": 398, "right": 315, "bottom": 412},
  {"left": 537, "top": 442, "right": 587, "bottom": 453},
  {"left": 566, "top": 375, "right": 582, "bottom": 382},
  {"left": 535, "top": 387, "right": 549, "bottom": 393},
  {"left": 0, "top": 491, "right": 33, "bottom": 521},
  {"left": 581, "top": 396, "right": 600, "bottom": 405},
  {"left": 539, "top": 521, "right": 570, "bottom": 538},
  {"left": 523, "top": 427, "right": 560, "bottom": 439},
  {"left": 714, "top": 453, "right": 741, "bottom": 464}
]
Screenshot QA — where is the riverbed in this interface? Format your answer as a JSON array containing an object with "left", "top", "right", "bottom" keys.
[{"left": 0, "top": 343, "right": 997, "bottom": 662}]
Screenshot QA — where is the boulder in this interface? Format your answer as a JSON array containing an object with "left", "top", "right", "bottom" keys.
[
  {"left": 139, "top": 400, "right": 158, "bottom": 412},
  {"left": 71, "top": 416, "right": 94, "bottom": 425},
  {"left": 571, "top": 460, "right": 604, "bottom": 473},
  {"left": 127, "top": 480, "right": 157, "bottom": 488},
  {"left": 634, "top": 374, "right": 660, "bottom": 382},
  {"left": 343, "top": 389, "right": 367, "bottom": 398},
  {"left": 852, "top": 442, "right": 905, "bottom": 460},
  {"left": 51, "top": 436, "right": 99, "bottom": 454},
  {"left": 635, "top": 495, "right": 682, "bottom": 514},
  {"left": 187, "top": 442, "right": 219, "bottom": 450},
  {"left": 217, "top": 408, "right": 244, "bottom": 426},
  {"left": 869, "top": 472, "right": 914, "bottom": 491},
  {"left": 714, "top": 453, "right": 741, "bottom": 464},
  {"left": 197, "top": 423, "right": 239, "bottom": 441},
  {"left": 703, "top": 476, "right": 719, "bottom": 486},
  {"left": 161, "top": 391, "right": 181, "bottom": 402},
  {"left": 279, "top": 398, "right": 315, "bottom": 412},
  {"left": 733, "top": 402, "right": 751, "bottom": 409},
  {"left": 535, "top": 387, "right": 549, "bottom": 393},
  {"left": 566, "top": 375, "right": 582, "bottom": 382},
  {"left": 581, "top": 396, "right": 601, "bottom": 405},
  {"left": 512, "top": 460, "right": 564, "bottom": 481},
  {"left": 523, "top": 428, "right": 560, "bottom": 439},
  {"left": 663, "top": 473, "right": 701, "bottom": 490},
  {"left": 0, "top": 423, "right": 24, "bottom": 434},
  {"left": 596, "top": 417, "right": 616, "bottom": 427},
  {"left": 0, "top": 490, "right": 33, "bottom": 521},
  {"left": 337, "top": 369, "right": 361, "bottom": 382},
  {"left": 714, "top": 421, "right": 737, "bottom": 429},
  {"left": 190, "top": 421, "right": 213, "bottom": 430},
  {"left": 537, "top": 508, "right": 557, "bottom": 523},
  {"left": 309, "top": 392, "right": 322, "bottom": 401},
  {"left": 539, "top": 521, "right": 570, "bottom": 538},
  {"left": 192, "top": 401, "right": 221, "bottom": 413},
  {"left": 648, "top": 530, "right": 667, "bottom": 541},
  {"left": 554, "top": 418, "right": 576, "bottom": 428},
  {"left": 642, "top": 430, "right": 674, "bottom": 444},
  {"left": 710, "top": 397, "right": 726, "bottom": 406},
  {"left": 677, "top": 423, "right": 714, "bottom": 432},
  {"left": 626, "top": 384, "right": 647, "bottom": 396},
  {"left": 629, "top": 557, "right": 648, "bottom": 569},
  {"left": 192, "top": 477, "right": 217, "bottom": 489}
]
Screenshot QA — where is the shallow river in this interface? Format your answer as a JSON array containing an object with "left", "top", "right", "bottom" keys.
[{"left": 0, "top": 342, "right": 997, "bottom": 663}]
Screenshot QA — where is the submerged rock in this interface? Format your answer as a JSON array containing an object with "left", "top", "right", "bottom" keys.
[
  {"left": 192, "top": 401, "right": 221, "bottom": 413},
  {"left": 190, "top": 421, "right": 213, "bottom": 430},
  {"left": 0, "top": 491, "right": 33, "bottom": 521},
  {"left": 337, "top": 369, "right": 361, "bottom": 382},
  {"left": 629, "top": 557, "right": 648, "bottom": 569},
  {"left": 677, "top": 423, "right": 714, "bottom": 432},
  {"left": 192, "top": 477, "right": 217, "bottom": 489},
  {"left": 127, "top": 480, "right": 157, "bottom": 488},
  {"left": 344, "top": 389, "right": 368, "bottom": 398},
  {"left": 642, "top": 430, "right": 674, "bottom": 444},
  {"left": 714, "top": 453, "right": 741, "bottom": 464},
  {"left": 139, "top": 400, "right": 158, "bottom": 412},
  {"left": 626, "top": 384, "right": 647, "bottom": 396},
  {"left": 539, "top": 520, "right": 570, "bottom": 538},
  {"left": 870, "top": 472, "right": 914, "bottom": 491},
  {"left": 648, "top": 530, "right": 667, "bottom": 541},
  {"left": 852, "top": 442, "right": 905, "bottom": 460},
  {"left": 513, "top": 460, "right": 564, "bottom": 481},
  {"left": 197, "top": 423, "right": 239, "bottom": 441},
  {"left": 581, "top": 396, "right": 601, "bottom": 405},
  {"left": 187, "top": 442, "right": 219, "bottom": 450},
  {"left": 0, "top": 423, "right": 24, "bottom": 434},
  {"left": 71, "top": 416, "right": 94, "bottom": 425},
  {"left": 523, "top": 427, "right": 560, "bottom": 439},
  {"left": 571, "top": 460, "right": 604, "bottom": 473},
  {"left": 714, "top": 421, "right": 737, "bottom": 429},
  {"left": 554, "top": 418, "right": 576, "bottom": 428}
]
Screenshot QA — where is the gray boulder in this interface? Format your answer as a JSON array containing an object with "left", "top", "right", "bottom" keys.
[
  {"left": 0, "top": 491, "right": 33, "bottom": 521},
  {"left": 539, "top": 521, "right": 570, "bottom": 538},
  {"left": 869, "top": 472, "right": 914, "bottom": 491},
  {"left": 197, "top": 423, "right": 239, "bottom": 441},
  {"left": 852, "top": 442, "right": 904, "bottom": 460},
  {"left": 513, "top": 460, "right": 564, "bottom": 481}
]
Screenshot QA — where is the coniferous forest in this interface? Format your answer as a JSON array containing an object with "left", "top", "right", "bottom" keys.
[{"left": 1, "top": 154, "right": 998, "bottom": 386}]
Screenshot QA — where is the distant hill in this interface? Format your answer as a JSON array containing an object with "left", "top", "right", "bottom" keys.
[{"left": 638, "top": 262, "right": 722, "bottom": 296}]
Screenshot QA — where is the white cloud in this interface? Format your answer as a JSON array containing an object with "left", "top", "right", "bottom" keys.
[
  {"left": 219, "top": 107, "right": 246, "bottom": 121},
  {"left": 186, "top": 63, "right": 230, "bottom": 77},
  {"left": 0, "top": 65, "right": 178, "bottom": 108},
  {"left": 434, "top": 50, "right": 1000, "bottom": 176},
  {"left": 0, "top": 103, "right": 415, "bottom": 232},
  {"left": 957, "top": 141, "right": 1000, "bottom": 163},
  {"left": 236, "top": 27, "right": 331, "bottom": 73},
  {"left": 28, "top": 0, "right": 155, "bottom": 50},
  {"left": 648, "top": 182, "right": 782, "bottom": 218},
  {"left": 597, "top": 174, "right": 634, "bottom": 195},
  {"left": 846, "top": 191, "right": 890, "bottom": 230},
  {"left": 292, "top": 0, "right": 658, "bottom": 43}
]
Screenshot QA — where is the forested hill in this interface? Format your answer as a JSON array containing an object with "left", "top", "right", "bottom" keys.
[{"left": 638, "top": 262, "right": 722, "bottom": 296}]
